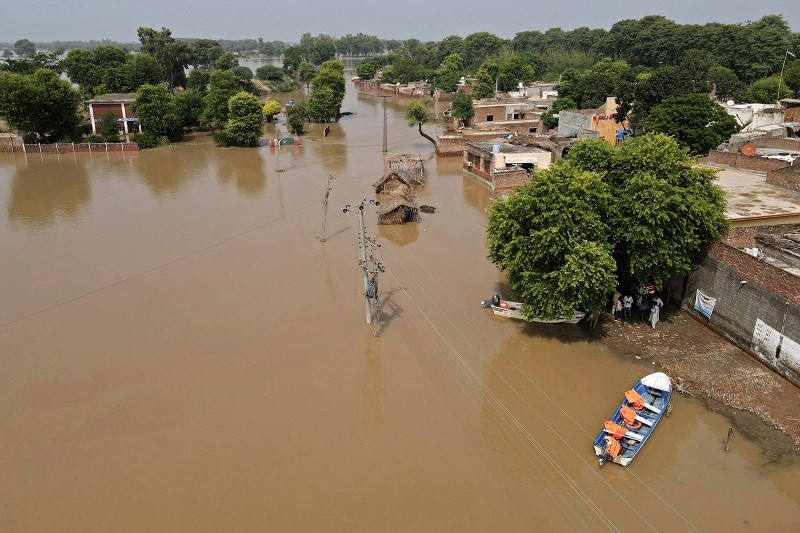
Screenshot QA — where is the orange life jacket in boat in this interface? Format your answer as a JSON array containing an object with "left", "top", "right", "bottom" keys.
[
  {"left": 625, "top": 389, "right": 645, "bottom": 410},
  {"left": 620, "top": 405, "right": 643, "bottom": 429},
  {"left": 604, "top": 420, "right": 628, "bottom": 439},
  {"left": 604, "top": 436, "right": 621, "bottom": 458}
]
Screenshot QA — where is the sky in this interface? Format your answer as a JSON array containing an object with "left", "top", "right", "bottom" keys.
[{"left": 1, "top": 0, "right": 797, "bottom": 43}]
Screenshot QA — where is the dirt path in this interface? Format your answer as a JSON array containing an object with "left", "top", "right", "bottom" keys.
[{"left": 590, "top": 307, "right": 800, "bottom": 461}]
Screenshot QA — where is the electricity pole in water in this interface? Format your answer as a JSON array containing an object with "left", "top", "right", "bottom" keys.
[
  {"left": 319, "top": 174, "right": 333, "bottom": 242},
  {"left": 343, "top": 198, "right": 384, "bottom": 336},
  {"left": 378, "top": 95, "right": 388, "bottom": 153}
]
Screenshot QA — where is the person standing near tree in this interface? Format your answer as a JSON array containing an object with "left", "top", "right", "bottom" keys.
[
  {"left": 614, "top": 299, "right": 623, "bottom": 321},
  {"left": 622, "top": 293, "right": 633, "bottom": 319}
]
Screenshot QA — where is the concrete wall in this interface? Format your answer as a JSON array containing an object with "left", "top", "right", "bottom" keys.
[
  {"left": 557, "top": 111, "right": 591, "bottom": 138},
  {"left": 21, "top": 142, "right": 139, "bottom": 153},
  {"left": 683, "top": 242, "right": 800, "bottom": 385}
]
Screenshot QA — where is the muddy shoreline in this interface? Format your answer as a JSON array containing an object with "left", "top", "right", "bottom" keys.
[{"left": 592, "top": 308, "right": 800, "bottom": 461}]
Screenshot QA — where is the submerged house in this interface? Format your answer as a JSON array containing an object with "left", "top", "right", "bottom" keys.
[
  {"left": 373, "top": 170, "right": 410, "bottom": 194},
  {"left": 377, "top": 194, "right": 419, "bottom": 225}
]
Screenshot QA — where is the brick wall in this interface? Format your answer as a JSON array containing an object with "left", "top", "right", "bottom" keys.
[
  {"left": 754, "top": 137, "right": 800, "bottom": 151},
  {"left": 19, "top": 142, "right": 139, "bottom": 153},
  {"left": 436, "top": 135, "right": 465, "bottom": 156},
  {"left": 492, "top": 169, "right": 530, "bottom": 196},
  {"left": 0, "top": 134, "right": 23, "bottom": 152},
  {"left": 708, "top": 242, "right": 800, "bottom": 305},
  {"left": 724, "top": 224, "right": 800, "bottom": 248},
  {"left": 698, "top": 150, "right": 789, "bottom": 172},
  {"left": 473, "top": 105, "right": 506, "bottom": 123},
  {"left": 766, "top": 166, "right": 800, "bottom": 192}
]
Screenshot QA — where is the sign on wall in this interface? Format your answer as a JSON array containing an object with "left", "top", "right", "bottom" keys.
[
  {"left": 694, "top": 289, "right": 717, "bottom": 318},
  {"left": 752, "top": 318, "right": 800, "bottom": 374}
]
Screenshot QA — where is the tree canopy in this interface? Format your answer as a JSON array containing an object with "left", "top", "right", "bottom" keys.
[
  {"left": 486, "top": 134, "right": 730, "bottom": 319},
  {"left": 0, "top": 68, "right": 80, "bottom": 142},
  {"left": 647, "top": 93, "right": 740, "bottom": 154},
  {"left": 406, "top": 97, "right": 435, "bottom": 144},
  {"left": 215, "top": 91, "right": 262, "bottom": 147}
]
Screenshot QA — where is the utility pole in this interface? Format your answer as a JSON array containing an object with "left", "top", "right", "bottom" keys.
[
  {"left": 319, "top": 174, "right": 333, "bottom": 242},
  {"left": 343, "top": 198, "right": 384, "bottom": 335},
  {"left": 378, "top": 95, "right": 388, "bottom": 153}
]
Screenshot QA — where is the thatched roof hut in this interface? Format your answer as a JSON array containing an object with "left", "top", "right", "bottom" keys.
[
  {"left": 389, "top": 183, "right": 416, "bottom": 202},
  {"left": 378, "top": 195, "right": 419, "bottom": 225},
  {"left": 373, "top": 170, "right": 410, "bottom": 193}
]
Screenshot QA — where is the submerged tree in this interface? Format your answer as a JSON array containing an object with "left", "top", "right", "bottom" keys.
[
  {"left": 406, "top": 97, "right": 435, "bottom": 145},
  {"left": 215, "top": 91, "right": 262, "bottom": 147}
]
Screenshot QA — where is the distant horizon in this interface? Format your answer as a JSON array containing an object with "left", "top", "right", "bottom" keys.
[{"left": 0, "top": 0, "right": 797, "bottom": 44}]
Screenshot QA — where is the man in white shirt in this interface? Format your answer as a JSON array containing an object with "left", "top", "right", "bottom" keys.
[{"left": 622, "top": 294, "right": 633, "bottom": 319}]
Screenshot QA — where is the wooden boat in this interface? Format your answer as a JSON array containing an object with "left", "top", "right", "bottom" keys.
[
  {"left": 480, "top": 295, "right": 585, "bottom": 324},
  {"left": 593, "top": 372, "right": 673, "bottom": 466}
]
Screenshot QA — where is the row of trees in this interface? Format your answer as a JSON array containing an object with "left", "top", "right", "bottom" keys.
[{"left": 486, "top": 134, "right": 730, "bottom": 321}]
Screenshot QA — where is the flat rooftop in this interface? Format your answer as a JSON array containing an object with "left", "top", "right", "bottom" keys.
[
  {"left": 712, "top": 168, "right": 800, "bottom": 226},
  {"left": 467, "top": 140, "right": 548, "bottom": 154}
]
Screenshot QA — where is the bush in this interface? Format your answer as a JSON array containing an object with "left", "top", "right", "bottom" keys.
[
  {"left": 83, "top": 134, "right": 104, "bottom": 143},
  {"left": 133, "top": 131, "right": 168, "bottom": 149}
]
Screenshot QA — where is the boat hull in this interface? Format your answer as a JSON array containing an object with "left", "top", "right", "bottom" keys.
[
  {"left": 481, "top": 298, "right": 585, "bottom": 324},
  {"left": 593, "top": 372, "right": 672, "bottom": 466}
]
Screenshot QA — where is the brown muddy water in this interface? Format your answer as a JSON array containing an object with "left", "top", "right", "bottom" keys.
[{"left": 2, "top": 77, "right": 800, "bottom": 532}]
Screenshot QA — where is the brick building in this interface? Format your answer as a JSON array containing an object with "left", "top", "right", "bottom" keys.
[
  {"left": 88, "top": 93, "right": 140, "bottom": 138},
  {"left": 463, "top": 139, "right": 552, "bottom": 196}
]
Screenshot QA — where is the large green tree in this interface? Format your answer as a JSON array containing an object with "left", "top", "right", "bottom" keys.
[
  {"left": 308, "top": 60, "right": 345, "bottom": 121},
  {"left": 216, "top": 91, "right": 262, "bottom": 147},
  {"left": 131, "top": 83, "right": 182, "bottom": 141},
  {"left": 487, "top": 134, "right": 730, "bottom": 317},
  {"left": 13, "top": 39, "right": 36, "bottom": 57},
  {"left": 571, "top": 135, "right": 729, "bottom": 288},
  {"left": 137, "top": 27, "right": 194, "bottom": 92},
  {"left": 487, "top": 160, "right": 617, "bottom": 320},
  {"left": 450, "top": 92, "right": 474, "bottom": 127},
  {"left": 0, "top": 68, "right": 80, "bottom": 142},
  {"left": 647, "top": 93, "right": 740, "bottom": 155}
]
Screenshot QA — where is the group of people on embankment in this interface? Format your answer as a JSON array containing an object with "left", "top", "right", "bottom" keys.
[{"left": 590, "top": 284, "right": 664, "bottom": 329}]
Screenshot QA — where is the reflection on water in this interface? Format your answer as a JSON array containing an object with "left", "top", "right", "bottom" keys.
[
  {"left": 7, "top": 157, "right": 91, "bottom": 228},
  {"left": 216, "top": 147, "right": 267, "bottom": 197},
  {"left": 462, "top": 174, "right": 491, "bottom": 213},
  {"left": 360, "top": 335, "right": 385, "bottom": 427},
  {"left": 134, "top": 138, "right": 212, "bottom": 196},
  {"left": 378, "top": 221, "right": 418, "bottom": 246}
]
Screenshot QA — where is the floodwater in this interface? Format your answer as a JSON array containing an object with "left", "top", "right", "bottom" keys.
[{"left": 2, "top": 70, "right": 800, "bottom": 532}]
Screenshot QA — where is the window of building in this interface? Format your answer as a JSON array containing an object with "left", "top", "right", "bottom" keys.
[
  {"left": 513, "top": 113, "right": 520, "bottom": 120},
  {"left": 529, "top": 127, "right": 537, "bottom": 133},
  {"left": 486, "top": 115, "right": 493, "bottom": 121}
]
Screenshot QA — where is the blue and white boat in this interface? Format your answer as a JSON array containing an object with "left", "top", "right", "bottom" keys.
[{"left": 593, "top": 372, "right": 673, "bottom": 466}]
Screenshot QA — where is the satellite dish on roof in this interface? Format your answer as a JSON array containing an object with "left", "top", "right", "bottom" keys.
[
  {"left": 741, "top": 144, "right": 756, "bottom": 156},
  {"left": 726, "top": 99, "right": 735, "bottom": 106}
]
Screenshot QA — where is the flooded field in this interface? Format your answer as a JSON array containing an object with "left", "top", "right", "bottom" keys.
[{"left": 2, "top": 73, "right": 800, "bottom": 531}]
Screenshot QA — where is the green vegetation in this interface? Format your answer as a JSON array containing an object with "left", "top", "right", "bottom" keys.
[
  {"left": 306, "top": 60, "right": 345, "bottom": 122},
  {"left": 214, "top": 91, "right": 262, "bottom": 147},
  {"left": 450, "top": 92, "right": 473, "bottom": 127},
  {"left": 262, "top": 100, "right": 281, "bottom": 122},
  {"left": 13, "top": 39, "right": 36, "bottom": 57},
  {"left": 131, "top": 83, "right": 182, "bottom": 142},
  {"left": 647, "top": 94, "right": 741, "bottom": 154},
  {"left": 286, "top": 103, "right": 305, "bottom": 135},
  {"left": 487, "top": 134, "right": 729, "bottom": 320},
  {"left": 406, "top": 98, "right": 435, "bottom": 145},
  {"left": 0, "top": 68, "right": 80, "bottom": 142}
]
